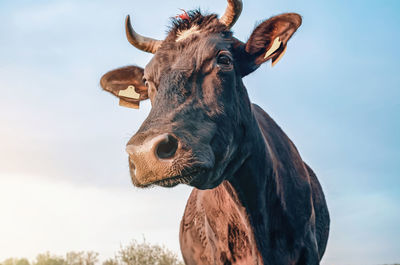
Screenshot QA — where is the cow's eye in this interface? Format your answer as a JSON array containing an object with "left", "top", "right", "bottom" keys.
[
  {"left": 217, "top": 53, "right": 232, "bottom": 66},
  {"left": 144, "top": 81, "right": 149, "bottom": 88}
]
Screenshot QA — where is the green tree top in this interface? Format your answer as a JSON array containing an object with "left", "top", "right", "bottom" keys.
[
  {"left": 1, "top": 258, "right": 30, "bottom": 265},
  {"left": 104, "top": 239, "right": 184, "bottom": 265},
  {"left": 34, "top": 252, "right": 66, "bottom": 265}
]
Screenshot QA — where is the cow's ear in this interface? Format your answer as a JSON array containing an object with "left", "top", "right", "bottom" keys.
[
  {"left": 100, "top": 65, "right": 148, "bottom": 109},
  {"left": 237, "top": 13, "right": 301, "bottom": 77}
]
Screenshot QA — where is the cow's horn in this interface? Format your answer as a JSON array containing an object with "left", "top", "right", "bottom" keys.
[
  {"left": 219, "top": 0, "right": 243, "bottom": 28},
  {"left": 125, "top": 15, "right": 163, "bottom": 54}
]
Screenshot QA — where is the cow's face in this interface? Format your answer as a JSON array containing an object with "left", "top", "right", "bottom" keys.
[{"left": 101, "top": 11, "right": 301, "bottom": 189}]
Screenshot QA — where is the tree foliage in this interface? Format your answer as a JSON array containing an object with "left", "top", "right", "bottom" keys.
[
  {"left": 1, "top": 258, "right": 30, "bottom": 265},
  {"left": 111, "top": 239, "right": 184, "bottom": 265},
  {"left": 0, "top": 239, "right": 183, "bottom": 265},
  {"left": 65, "top": 251, "right": 99, "bottom": 265},
  {"left": 34, "top": 253, "right": 66, "bottom": 265}
]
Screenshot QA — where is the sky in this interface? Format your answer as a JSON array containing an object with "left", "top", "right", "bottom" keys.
[{"left": 0, "top": 0, "right": 399, "bottom": 264}]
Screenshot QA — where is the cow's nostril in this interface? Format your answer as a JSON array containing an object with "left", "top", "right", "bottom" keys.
[{"left": 155, "top": 134, "right": 178, "bottom": 159}]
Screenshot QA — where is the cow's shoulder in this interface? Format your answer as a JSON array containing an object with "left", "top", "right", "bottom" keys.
[{"left": 251, "top": 103, "right": 315, "bottom": 236}]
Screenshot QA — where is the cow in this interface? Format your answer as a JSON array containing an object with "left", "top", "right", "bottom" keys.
[{"left": 100, "top": 0, "right": 330, "bottom": 264}]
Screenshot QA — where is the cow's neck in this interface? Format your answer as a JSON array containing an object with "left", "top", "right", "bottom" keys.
[{"left": 228, "top": 111, "right": 273, "bottom": 263}]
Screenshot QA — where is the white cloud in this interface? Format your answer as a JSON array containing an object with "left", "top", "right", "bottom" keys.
[{"left": 0, "top": 174, "right": 192, "bottom": 261}]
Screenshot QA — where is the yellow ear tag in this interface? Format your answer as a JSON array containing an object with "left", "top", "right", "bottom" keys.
[
  {"left": 271, "top": 45, "right": 287, "bottom": 67},
  {"left": 118, "top": 85, "right": 140, "bottom": 109},
  {"left": 118, "top": 85, "right": 140, "bottom": 100},
  {"left": 264, "top": 37, "right": 282, "bottom": 59}
]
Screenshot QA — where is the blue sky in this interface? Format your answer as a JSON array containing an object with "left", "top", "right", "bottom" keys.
[{"left": 0, "top": 0, "right": 399, "bottom": 264}]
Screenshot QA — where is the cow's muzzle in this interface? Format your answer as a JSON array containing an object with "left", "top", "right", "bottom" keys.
[{"left": 126, "top": 133, "right": 188, "bottom": 186}]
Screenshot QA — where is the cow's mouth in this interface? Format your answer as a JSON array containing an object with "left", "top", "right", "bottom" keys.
[
  {"left": 150, "top": 175, "right": 193, "bottom": 187},
  {"left": 129, "top": 159, "right": 209, "bottom": 188},
  {"left": 152, "top": 167, "right": 210, "bottom": 187}
]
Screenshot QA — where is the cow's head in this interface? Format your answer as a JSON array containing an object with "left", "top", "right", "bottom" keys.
[{"left": 100, "top": 0, "right": 301, "bottom": 189}]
